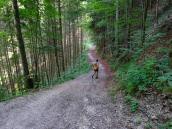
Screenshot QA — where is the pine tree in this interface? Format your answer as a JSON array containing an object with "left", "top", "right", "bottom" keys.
[{"left": 12, "top": 0, "right": 34, "bottom": 89}]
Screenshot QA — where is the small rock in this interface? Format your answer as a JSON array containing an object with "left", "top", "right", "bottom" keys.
[
  {"left": 151, "top": 115, "right": 158, "bottom": 120},
  {"left": 137, "top": 125, "right": 144, "bottom": 129}
]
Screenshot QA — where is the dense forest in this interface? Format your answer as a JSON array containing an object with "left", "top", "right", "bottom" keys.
[
  {"left": 0, "top": 0, "right": 87, "bottom": 99},
  {"left": 0, "top": 0, "right": 172, "bottom": 128},
  {"left": 86, "top": 0, "right": 172, "bottom": 128},
  {"left": 86, "top": 0, "right": 172, "bottom": 96}
]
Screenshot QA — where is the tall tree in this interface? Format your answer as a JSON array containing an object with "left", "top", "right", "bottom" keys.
[
  {"left": 12, "top": 0, "right": 34, "bottom": 89},
  {"left": 58, "top": 0, "right": 65, "bottom": 72},
  {"left": 115, "top": 0, "right": 119, "bottom": 54},
  {"left": 141, "top": 0, "right": 149, "bottom": 46}
]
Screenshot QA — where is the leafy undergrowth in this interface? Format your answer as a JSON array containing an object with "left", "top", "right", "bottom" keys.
[
  {"left": 108, "top": 19, "right": 172, "bottom": 129},
  {"left": 117, "top": 57, "right": 172, "bottom": 95},
  {"left": 125, "top": 95, "right": 139, "bottom": 112},
  {"left": 107, "top": 55, "right": 172, "bottom": 129},
  {"left": 55, "top": 52, "right": 90, "bottom": 84},
  {"left": 114, "top": 53, "right": 172, "bottom": 127}
]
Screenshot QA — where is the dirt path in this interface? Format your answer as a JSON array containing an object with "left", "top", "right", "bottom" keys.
[{"left": 0, "top": 47, "right": 145, "bottom": 129}]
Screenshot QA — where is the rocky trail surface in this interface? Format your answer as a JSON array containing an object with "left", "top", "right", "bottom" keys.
[{"left": 0, "top": 47, "right": 148, "bottom": 129}]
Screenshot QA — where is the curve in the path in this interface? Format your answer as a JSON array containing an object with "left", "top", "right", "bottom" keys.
[
  {"left": 88, "top": 46, "right": 113, "bottom": 87},
  {"left": 0, "top": 47, "right": 126, "bottom": 129}
]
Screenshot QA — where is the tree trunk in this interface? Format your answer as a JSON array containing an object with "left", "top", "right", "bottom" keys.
[
  {"left": 155, "top": 0, "right": 159, "bottom": 26},
  {"left": 141, "top": 0, "right": 148, "bottom": 46},
  {"left": 125, "top": 0, "right": 131, "bottom": 49},
  {"left": 115, "top": 0, "right": 119, "bottom": 55},
  {"left": 58, "top": 0, "right": 65, "bottom": 72},
  {"left": 12, "top": 0, "right": 34, "bottom": 89}
]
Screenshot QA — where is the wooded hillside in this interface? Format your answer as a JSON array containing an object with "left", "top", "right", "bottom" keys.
[{"left": 85, "top": 0, "right": 172, "bottom": 127}]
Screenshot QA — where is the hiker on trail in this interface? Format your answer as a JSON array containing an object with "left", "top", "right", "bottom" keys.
[{"left": 92, "top": 59, "right": 99, "bottom": 79}]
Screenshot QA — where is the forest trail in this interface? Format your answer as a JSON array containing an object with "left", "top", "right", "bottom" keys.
[{"left": 0, "top": 47, "right": 137, "bottom": 129}]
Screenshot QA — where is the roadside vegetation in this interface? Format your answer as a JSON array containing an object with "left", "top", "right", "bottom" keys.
[
  {"left": 0, "top": 0, "right": 172, "bottom": 128},
  {"left": 84, "top": 0, "right": 172, "bottom": 128}
]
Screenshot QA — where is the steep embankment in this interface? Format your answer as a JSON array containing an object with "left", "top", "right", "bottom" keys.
[{"left": 115, "top": 12, "right": 172, "bottom": 128}]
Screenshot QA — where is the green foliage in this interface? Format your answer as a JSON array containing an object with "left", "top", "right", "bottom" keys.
[
  {"left": 145, "top": 122, "right": 153, "bottom": 129},
  {"left": 154, "top": 56, "right": 172, "bottom": 91},
  {"left": 117, "top": 52, "right": 172, "bottom": 96},
  {"left": 84, "top": 38, "right": 94, "bottom": 49},
  {"left": 55, "top": 52, "right": 90, "bottom": 84},
  {"left": 163, "top": 87, "right": 172, "bottom": 94},
  {"left": 0, "top": 0, "right": 86, "bottom": 101},
  {"left": 158, "top": 120, "right": 172, "bottom": 129},
  {"left": 117, "top": 63, "right": 144, "bottom": 94},
  {"left": 0, "top": 51, "right": 90, "bottom": 102},
  {"left": 0, "top": 86, "right": 9, "bottom": 101},
  {"left": 156, "top": 71, "right": 172, "bottom": 90},
  {"left": 157, "top": 47, "right": 170, "bottom": 55},
  {"left": 0, "top": 0, "right": 9, "bottom": 9},
  {"left": 44, "top": 0, "right": 58, "bottom": 18},
  {"left": 146, "top": 32, "right": 166, "bottom": 43},
  {"left": 85, "top": 0, "right": 172, "bottom": 97},
  {"left": 117, "top": 58, "right": 162, "bottom": 95},
  {"left": 125, "top": 95, "right": 139, "bottom": 112}
]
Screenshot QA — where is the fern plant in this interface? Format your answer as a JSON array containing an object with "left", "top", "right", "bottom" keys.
[
  {"left": 125, "top": 95, "right": 139, "bottom": 112},
  {"left": 156, "top": 71, "right": 172, "bottom": 92}
]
